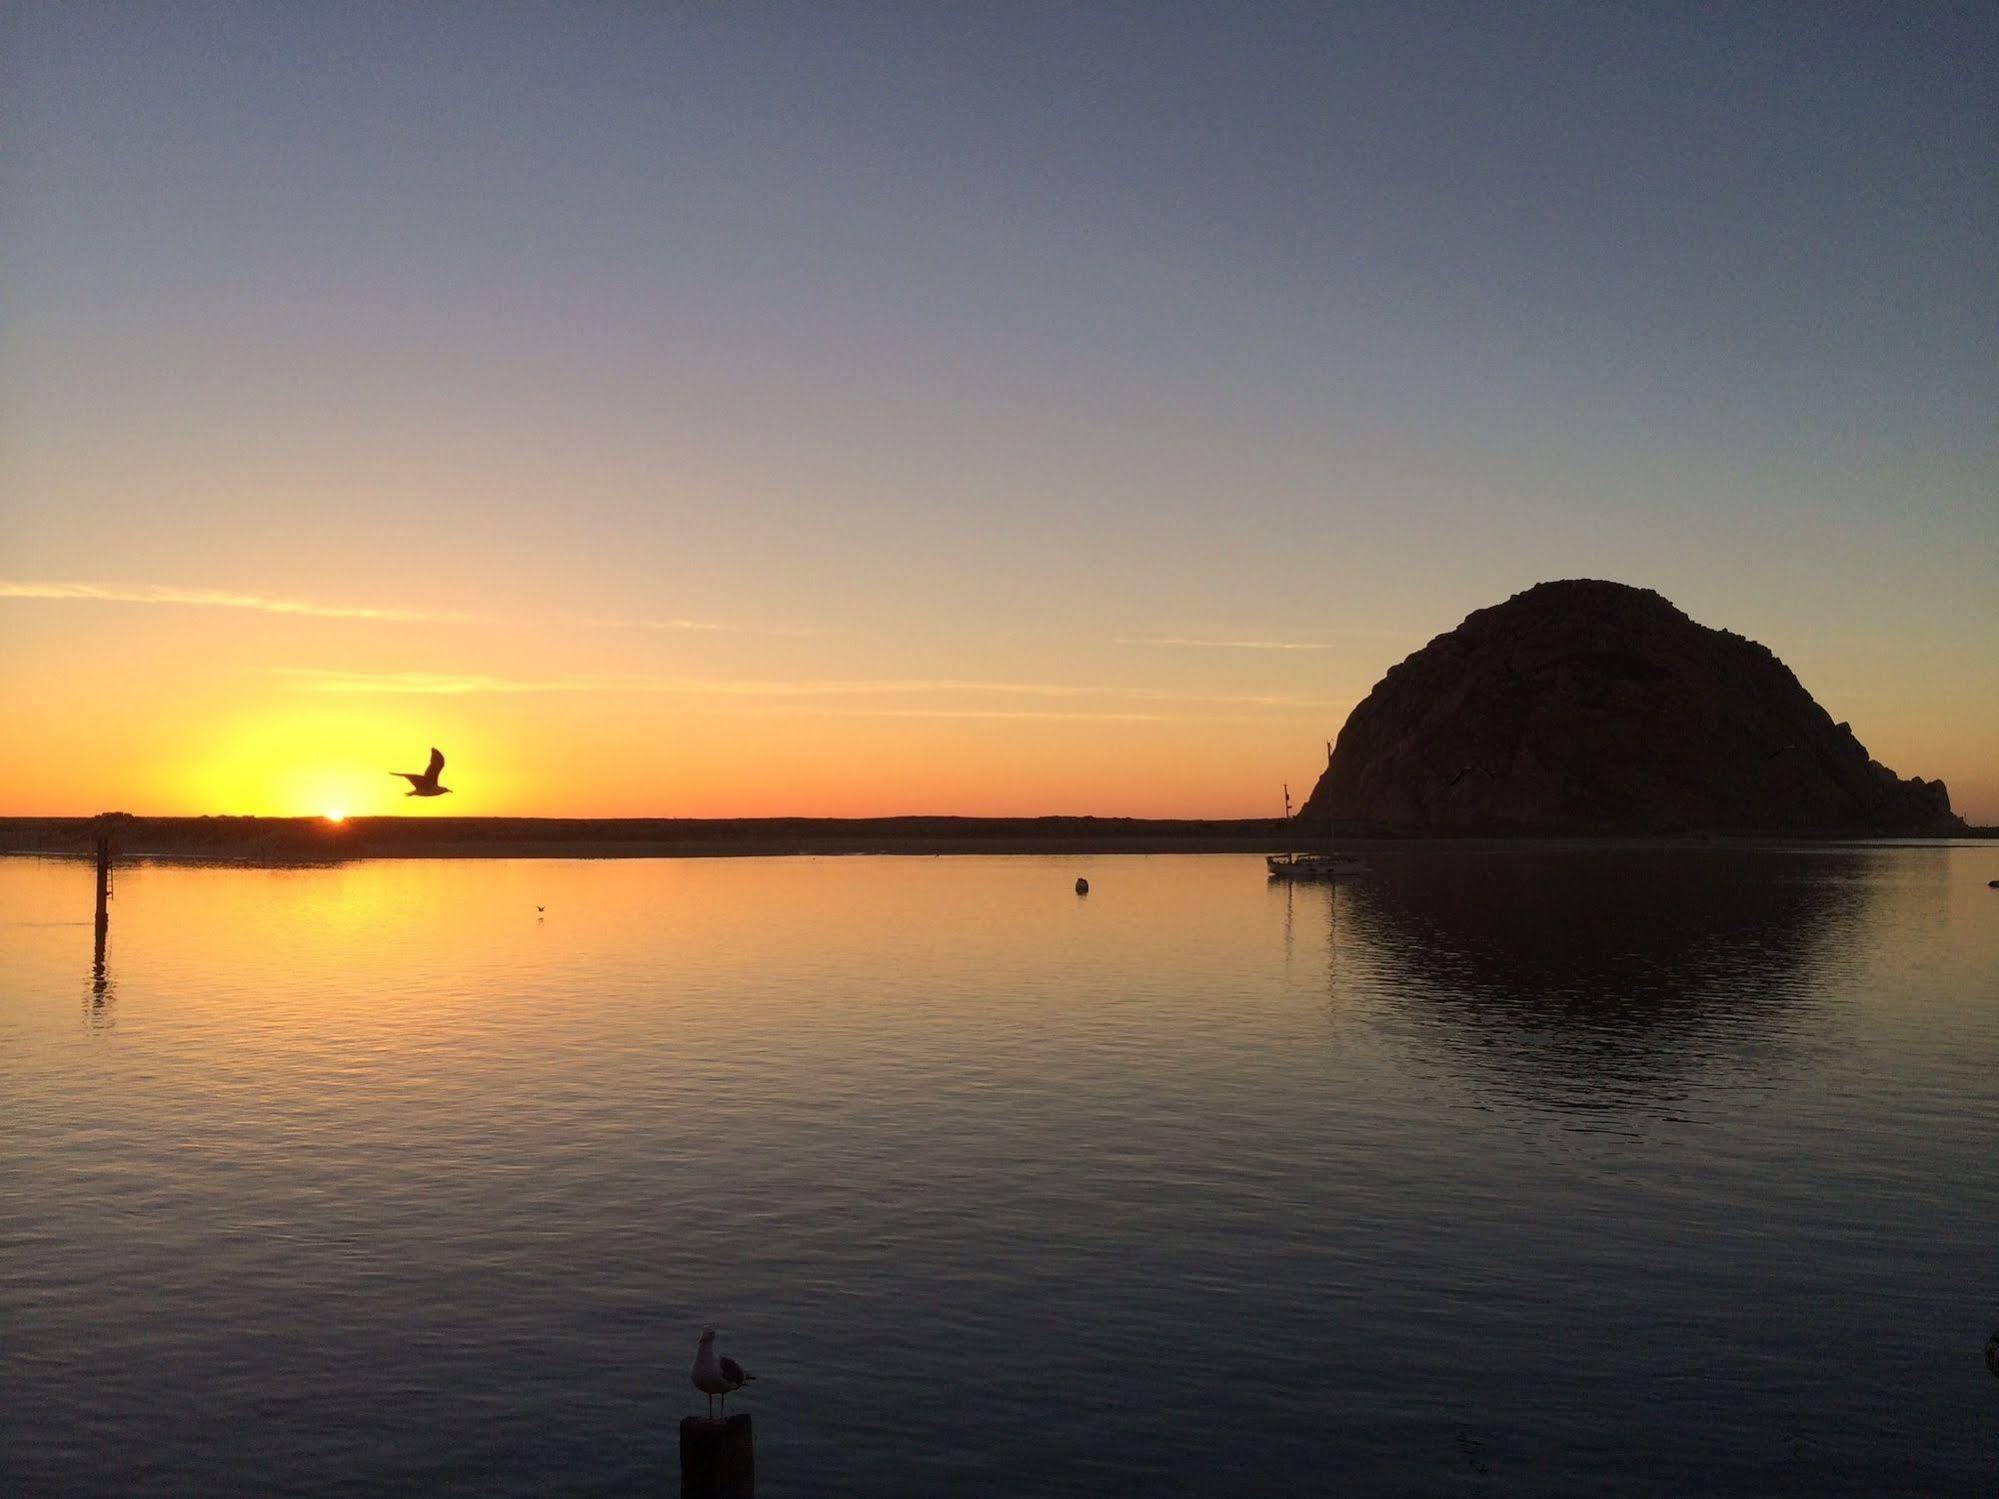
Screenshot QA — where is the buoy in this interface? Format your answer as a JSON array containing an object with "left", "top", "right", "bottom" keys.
[{"left": 1075, "top": 878, "right": 1089, "bottom": 895}]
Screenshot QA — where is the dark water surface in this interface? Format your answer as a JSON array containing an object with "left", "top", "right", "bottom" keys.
[{"left": 4, "top": 849, "right": 1996, "bottom": 1496}]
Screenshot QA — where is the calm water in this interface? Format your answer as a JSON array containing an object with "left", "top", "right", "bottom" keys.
[{"left": 4, "top": 848, "right": 1996, "bottom": 1496}]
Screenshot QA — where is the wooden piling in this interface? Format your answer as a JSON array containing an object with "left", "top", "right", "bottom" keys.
[
  {"left": 92, "top": 824, "right": 113, "bottom": 944},
  {"left": 679, "top": 1414, "right": 753, "bottom": 1498}
]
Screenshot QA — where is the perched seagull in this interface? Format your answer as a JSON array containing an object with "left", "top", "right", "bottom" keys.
[
  {"left": 392, "top": 747, "right": 452, "bottom": 798},
  {"left": 691, "top": 1327, "right": 755, "bottom": 1419}
]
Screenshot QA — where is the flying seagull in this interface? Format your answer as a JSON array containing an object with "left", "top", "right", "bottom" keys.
[
  {"left": 392, "top": 747, "right": 451, "bottom": 797},
  {"left": 691, "top": 1328, "right": 755, "bottom": 1419}
]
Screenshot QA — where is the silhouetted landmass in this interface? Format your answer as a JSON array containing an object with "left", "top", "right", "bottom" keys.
[
  {"left": 0, "top": 815, "right": 1301, "bottom": 862},
  {"left": 1300, "top": 579, "right": 1964, "bottom": 834},
  {"left": 0, "top": 814, "right": 1981, "bottom": 863}
]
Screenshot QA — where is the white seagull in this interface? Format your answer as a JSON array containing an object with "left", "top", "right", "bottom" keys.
[
  {"left": 691, "top": 1327, "right": 755, "bottom": 1419},
  {"left": 392, "top": 746, "right": 452, "bottom": 798}
]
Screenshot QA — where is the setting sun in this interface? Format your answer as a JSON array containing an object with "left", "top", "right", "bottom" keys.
[{"left": 324, "top": 809, "right": 346, "bottom": 824}]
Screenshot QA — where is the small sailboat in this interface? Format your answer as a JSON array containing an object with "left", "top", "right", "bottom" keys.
[{"left": 1267, "top": 776, "right": 1365, "bottom": 881}]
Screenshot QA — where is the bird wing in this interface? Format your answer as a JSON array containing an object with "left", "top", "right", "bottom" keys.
[
  {"left": 426, "top": 747, "right": 445, "bottom": 778},
  {"left": 719, "top": 1356, "right": 752, "bottom": 1385},
  {"left": 392, "top": 772, "right": 422, "bottom": 785}
]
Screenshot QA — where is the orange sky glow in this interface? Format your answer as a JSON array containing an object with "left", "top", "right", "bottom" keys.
[
  {"left": 2, "top": 575, "right": 1991, "bottom": 822},
  {"left": 3, "top": 8, "right": 1993, "bottom": 824}
]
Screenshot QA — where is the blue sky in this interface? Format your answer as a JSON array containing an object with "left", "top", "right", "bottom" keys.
[{"left": 3, "top": 3, "right": 1994, "bottom": 816}]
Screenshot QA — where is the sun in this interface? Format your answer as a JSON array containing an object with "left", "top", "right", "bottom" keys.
[{"left": 324, "top": 808, "right": 346, "bottom": 824}]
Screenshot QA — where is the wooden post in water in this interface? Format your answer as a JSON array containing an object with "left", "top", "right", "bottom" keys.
[
  {"left": 92, "top": 820, "right": 114, "bottom": 948},
  {"left": 679, "top": 1414, "right": 753, "bottom": 1498}
]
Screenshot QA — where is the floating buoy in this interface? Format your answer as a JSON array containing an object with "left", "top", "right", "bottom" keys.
[{"left": 1075, "top": 878, "right": 1089, "bottom": 895}]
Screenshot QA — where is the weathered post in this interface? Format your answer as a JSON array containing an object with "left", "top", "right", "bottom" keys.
[
  {"left": 92, "top": 822, "right": 113, "bottom": 946},
  {"left": 679, "top": 1414, "right": 753, "bottom": 1498}
]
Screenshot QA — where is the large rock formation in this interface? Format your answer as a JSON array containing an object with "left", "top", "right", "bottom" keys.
[{"left": 1299, "top": 580, "right": 1961, "bottom": 834}]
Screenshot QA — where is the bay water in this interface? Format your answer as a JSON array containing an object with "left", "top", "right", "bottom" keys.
[{"left": 4, "top": 848, "right": 1995, "bottom": 1495}]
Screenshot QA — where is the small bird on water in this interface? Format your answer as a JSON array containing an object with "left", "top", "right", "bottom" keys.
[
  {"left": 691, "top": 1327, "right": 755, "bottom": 1419},
  {"left": 392, "top": 746, "right": 451, "bottom": 798}
]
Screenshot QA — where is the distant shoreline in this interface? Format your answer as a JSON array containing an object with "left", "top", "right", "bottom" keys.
[{"left": 2, "top": 815, "right": 1991, "bottom": 864}]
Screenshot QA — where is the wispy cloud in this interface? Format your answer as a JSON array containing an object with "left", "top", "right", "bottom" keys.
[
  {"left": 1115, "top": 625, "right": 1420, "bottom": 650},
  {"left": 275, "top": 667, "right": 1332, "bottom": 712},
  {"left": 582, "top": 615, "right": 735, "bottom": 633},
  {"left": 0, "top": 580, "right": 814, "bottom": 636},
  {"left": 583, "top": 615, "right": 818, "bottom": 638},
  {"left": 275, "top": 669, "right": 615, "bottom": 695},
  {"left": 813, "top": 708, "right": 1173, "bottom": 722},
  {"left": 1114, "top": 635, "right": 1339, "bottom": 651},
  {"left": 278, "top": 670, "right": 1111, "bottom": 698},
  {"left": 1126, "top": 691, "right": 1332, "bottom": 708},
  {"left": 0, "top": 581, "right": 469, "bottom": 622}
]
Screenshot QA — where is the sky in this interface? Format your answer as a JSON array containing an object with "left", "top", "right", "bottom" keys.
[{"left": 2, "top": 2, "right": 1994, "bottom": 820}]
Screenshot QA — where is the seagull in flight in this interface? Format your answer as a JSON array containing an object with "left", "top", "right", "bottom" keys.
[
  {"left": 392, "top": 747, "right": 452, "bottom": 798},
  {"left": 691, "top": 1328, "right": 755, "bottom": 1419}
]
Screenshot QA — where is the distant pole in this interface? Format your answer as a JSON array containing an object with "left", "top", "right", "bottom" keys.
[
  {"left": 680, "top": 1414, "right": 753, "bottom": 1498},
  {"left": 93, "top": 823, "right": 113, "bottom": 944}
]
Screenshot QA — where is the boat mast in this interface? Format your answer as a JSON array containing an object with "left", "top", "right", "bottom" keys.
[{"left": 1325, "top": 740, "right": 1335, "bottom": 853}]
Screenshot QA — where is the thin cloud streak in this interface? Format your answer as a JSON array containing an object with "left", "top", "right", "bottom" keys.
[
  {"left": 276, "top": 670, "right": 611, "bottom": 695},
  {"left": 1115, "top": 628, "right": 1419, "bottom": 650},
  {"left": 277, "top": 669, "right": 1102, "bottom": 698},
  {"left": 582, "top": 615, "right": 734, "bottom": 633},
  {"left": 0, "top": 581, "right": 822, "bottom": 636},
  {"left": 0, "top": 580, "right": 470, "bottom": 622},
  {"left": 814, "top": 708, "right": 1173, "bottom": 722},
  {"left": 583, "top": 615, "right": 819, "bottom": 637},
  {"left": 1115, "top": 635, "right": 1339, "bottom": 651},
  {"left": 275, "top": 667, "right": 1332, "bottom": 711}
]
